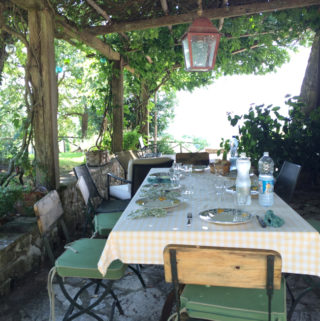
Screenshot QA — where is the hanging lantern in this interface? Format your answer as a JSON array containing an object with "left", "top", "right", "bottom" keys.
[{"left": 182, "top": 17, "right": 221, "bottom": 72}]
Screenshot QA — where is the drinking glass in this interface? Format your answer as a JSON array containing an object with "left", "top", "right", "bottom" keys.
[
  {"left": 169, "top": 172, "right": 180, "bottom": 188},
  {"left": 183, "top": 164, "right": 192, "bottom": 177}
]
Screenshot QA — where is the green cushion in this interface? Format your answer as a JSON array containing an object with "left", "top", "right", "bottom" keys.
[
  {"left": 56, "top": 238, "right": 126, "bottom": 279},
  {"left": 306, "top": 218, "right": 320, "bottom": 232},
  {"left": 180, "top": 277, "right": 286, "bottom": 321},
  {"left": 93, "top": 212, "right": 122, "bottom": 236},
  {"left": 96, "top": 199, "right": 129, "bottom": 213}
]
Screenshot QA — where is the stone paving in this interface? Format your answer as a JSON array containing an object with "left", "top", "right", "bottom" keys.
[
  {"left": 0, "top": 187, "right": 320, "bottom": 321},
  {"left": 0, "top": 261, "right": 320, "bottom": 321}
]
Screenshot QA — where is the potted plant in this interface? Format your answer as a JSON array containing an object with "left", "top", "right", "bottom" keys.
[
  {"left": 85, "top": 146, "right": 110, "bottom": 167},
  {"left": 210, "top": 138, "right": 231, "bottom": 175}
]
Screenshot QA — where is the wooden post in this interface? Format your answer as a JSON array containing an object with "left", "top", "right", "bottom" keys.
[
  {"left": 29, "top": 8, "right": 59, "bottom": 189},
  {"left": 154, "top": 90, "right": 158, "bottom": 153},
  {"left": 140, "top": 80, "right": 149, "bottom": 138},
  {"left": 111, "top": 60, "right": 124, "bottom": 152}
]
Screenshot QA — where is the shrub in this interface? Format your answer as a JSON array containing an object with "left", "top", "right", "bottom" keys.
[{"left": 227, "top": 98, "right": 320, "bottom": 183}]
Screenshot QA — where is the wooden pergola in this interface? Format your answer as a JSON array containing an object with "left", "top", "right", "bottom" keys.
[{"left": 1, "top": 0, "right": 320, "bottom": 189}]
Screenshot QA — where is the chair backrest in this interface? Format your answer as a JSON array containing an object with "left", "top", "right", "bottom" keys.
[
  {"left": 74, "top": 164, "right": 101, "bottom": 199},
  {"left": 34, "top": 190, "right": 64, "bottom": 235},
  {"left": 116, "top": 150, "right": 137, "bottom": 177},
  {"left": 275, "top": 161, "right": 301, "bottom": 203},
  {"left": 138, "top": 136, "right": 145, "bottom": 149},
  {"left": 127, "top": 157, "right": 174, "bottom": 196},
  {"left": 176, "top": 152, "right": 209, "bottom": 165},
  {"left": 76, "top": 176, "right": 90, "bottom": 206},
  {"left": 163, "top": 245, "right": 282, "bottom": 290}
]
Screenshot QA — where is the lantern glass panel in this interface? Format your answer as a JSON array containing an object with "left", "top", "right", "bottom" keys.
[
  {"left": 182, "top": 37, "right": 191, "bottom": 70},
  {"left": 191, "top": 35, "right": 216, "bottom": 68}
]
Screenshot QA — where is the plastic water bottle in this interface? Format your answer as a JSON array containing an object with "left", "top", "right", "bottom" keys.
[
  {"left": 258, "top": 152, "right": 274, "bottom": 207},
  {"left": 230, "top": 136, "right": 238, "bottom": 171},
  {"left": 236, "top": 153, "right": 251, "bottom": 206}
]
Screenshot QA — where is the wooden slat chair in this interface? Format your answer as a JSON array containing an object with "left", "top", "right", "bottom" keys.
[
  {"left": 34, "top": 190, "right": 126, "bottom": 321},
  {"left": 274, "top": 161, "right": 301, "bottom": 203},
  {"left": 107, "top": 157, "right": 174, "bottom": 200},
  {"left": 76, "top": 176, "right": 122, "bottom": 237},
  {"left": 164, "top": 245, "right": 286, "bottom": 321},
  {"left": 115, "top": 150, "right": 138, "bottom": 179},
  {"left": 76, "top": 176, "right": 146, "bottom": 288},
  {"left": 175, "top": 152, "right": 209, "bottom": 166},
  {"left": 74, "top": 164, "right": 130, "bottom": 213}
]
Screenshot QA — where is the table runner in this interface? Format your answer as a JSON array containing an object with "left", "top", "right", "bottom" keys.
[{"left": 98, "top": 168, "right": 320, "bottom": 277}]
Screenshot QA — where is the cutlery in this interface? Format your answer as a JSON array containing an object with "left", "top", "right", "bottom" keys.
[
  {"left": 256, "top": 215, "right": 267, "bottom": 228},
  {"left": 187, "top": 212, "right": 192, "bottom": 226}
]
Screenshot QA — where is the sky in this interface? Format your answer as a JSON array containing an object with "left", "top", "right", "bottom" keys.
[{"left": 166, "top": 46, "right": 311, "bottom": 148}]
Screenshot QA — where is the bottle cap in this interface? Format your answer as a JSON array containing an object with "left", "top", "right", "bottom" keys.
[{"left": 264, "top": 152, "right": 269, "bottom": 156}]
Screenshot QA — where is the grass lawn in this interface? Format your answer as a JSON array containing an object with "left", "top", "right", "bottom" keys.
[{"left": 59, "top": 152, "right": 85, "bottom": 176}]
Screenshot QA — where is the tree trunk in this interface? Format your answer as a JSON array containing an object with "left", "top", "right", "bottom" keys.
[
  {"left": 0, "top": 31, "right": 10, "bottom": 85},
  {"left": 111, "top": 60, "right": 123, "bottom": 152},
  {"left": 29, "top": 8, "right": 59, "bottom": 189},
  {"left": 154, "top": 90, "right": 158, "bottom": 153},
  {"left": 140, "top": 80, "right": 149, "bottom": 137},
  {"left": 300, "top": 30, "right": 320, "bottom": 114}
]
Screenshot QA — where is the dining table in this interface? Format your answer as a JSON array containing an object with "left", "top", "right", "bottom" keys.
[{"left": 98, "top": 167, "right": 320, "bottom": 278}]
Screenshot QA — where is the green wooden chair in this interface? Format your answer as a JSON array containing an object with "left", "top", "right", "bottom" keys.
[
  {"left": 76, "top": 176, "right": 146, "bottom": 288},
  {"left": 164, "top": 245, "right": 286, "bottom": 321},
  {"left": 76, "top": 175, "right": 122, "bottom": 237},
  {"left": 34, "top": 190, "right": 126, "bottom": 321}
]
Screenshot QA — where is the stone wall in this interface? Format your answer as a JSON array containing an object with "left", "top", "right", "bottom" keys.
[{"left": 0, "top": 157, "right": 124, "bottom": 296}]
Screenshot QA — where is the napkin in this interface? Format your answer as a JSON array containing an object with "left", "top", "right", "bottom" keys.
[{"left": 264, "top": 210, "right": 284, "bottom": 227}]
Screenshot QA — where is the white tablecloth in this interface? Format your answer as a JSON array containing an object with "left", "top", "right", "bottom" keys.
[{"left": 98, "top": 168, "right": 320, "bottom": 277}]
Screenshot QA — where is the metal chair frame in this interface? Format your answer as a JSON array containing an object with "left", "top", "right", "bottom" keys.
[
  {"left": 74, "top": 164, "right": 129, "bottom": 213},
  {"left": 274, "top": 161, "right": 301, "bottom": 203},
  {"left": 107, "top": 158, "right": 174, "bottom": 199},
  {"left": 35, "top": 191, "right": 124, "bottom": 321}
]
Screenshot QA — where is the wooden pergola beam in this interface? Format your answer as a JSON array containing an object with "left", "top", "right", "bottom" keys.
[
  {"left": 56, "top": 17, "right": 120, "bottom": 61},
  {"left": 88, "top": 0, "right": 320, "bottom": 35}
]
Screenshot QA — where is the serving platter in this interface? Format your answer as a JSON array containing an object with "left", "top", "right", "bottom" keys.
[
  {"left": 135, "top": 197, "right": 181, "bottom": 209},
  {"left": 199, "top": 208, "right": 253, "bottom": 225}
]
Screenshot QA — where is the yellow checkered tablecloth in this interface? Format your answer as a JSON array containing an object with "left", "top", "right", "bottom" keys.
[{"left": 98, "top": 168, "right": 320, "bottom": 277}]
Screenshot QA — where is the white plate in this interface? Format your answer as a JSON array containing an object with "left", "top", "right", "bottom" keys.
[
  {"left": 135, "top": 197, "right": 181, "bottom": 209},
  {"left": 199, "top": 208, "right": 253, "bottom": 225},
  {"left": 148, "top": 172, "right": 171, "bottom": 183},
  {"left": 192, "top": 165, "right": 209, "bottom": 172},
  {"left": 226, "top": 185, "right": 259, "bottom": 195}
]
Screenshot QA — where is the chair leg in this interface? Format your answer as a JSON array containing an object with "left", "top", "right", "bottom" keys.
[
  {"left": 284, "top": 274, "right": 295, "bottom": 304},
  {"left": 110, "top": 289, "right": 124, "bottom": 315},
  {"left": 57, "top": 276, "right": 114, "bottom": 321},
  {"left": 287, "top": 287, "right": 313, "bottom": 320},
  {"left": 287, "top": 275, "right": 320, "bottom": 320},
  {"left": 128, "top": 264, "right": 146, "bottom": 288}
]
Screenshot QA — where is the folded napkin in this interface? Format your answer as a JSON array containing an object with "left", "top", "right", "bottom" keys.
[
  {"left": 264, "top": 210, "right": 284, "bottom": 227},
  {"left": 127, "top": 208, "right": 167, "bottom": 219}
]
